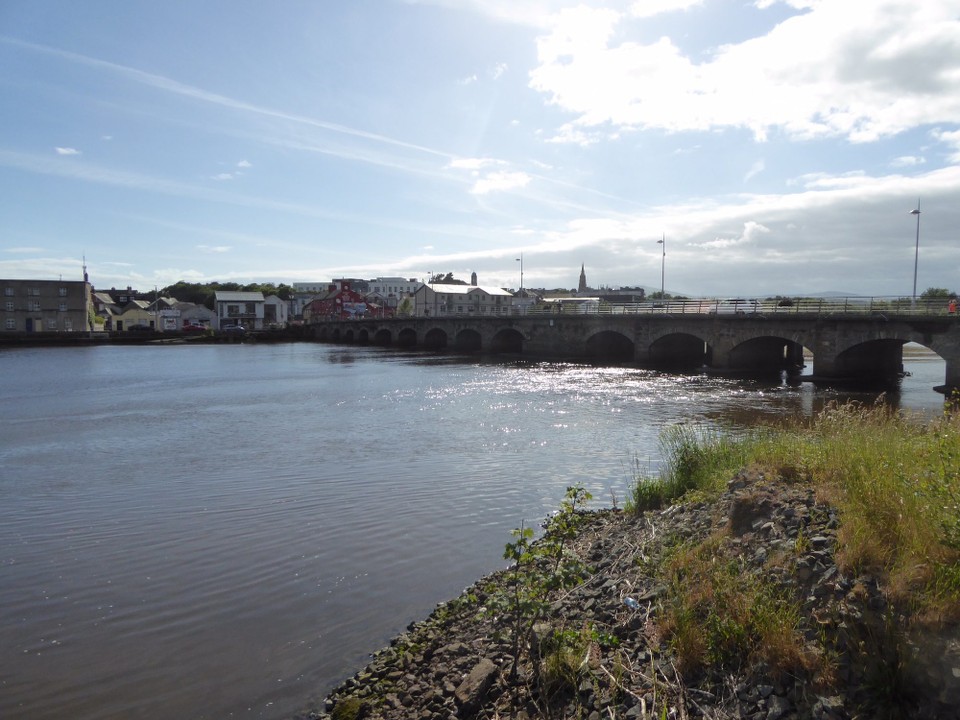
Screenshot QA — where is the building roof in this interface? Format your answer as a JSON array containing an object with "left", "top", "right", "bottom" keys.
[
  {"left": 214, "top": 291, "right": 265, "bottom": 302},
  {"left": 422, "top": 284, "right": 513, "bottom": 297}
]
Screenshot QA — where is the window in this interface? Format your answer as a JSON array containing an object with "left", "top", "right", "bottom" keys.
[
  {"left": 59, "top": 287, "right": 67, "bottom": 297},
  {"left": 245, "top": 302, "right": 255, "bottom": 314},
  {"left": 46, "top": 318, "right": 57, "bottom": 329},
  {"left": 59, "top": 302, "right": 68, "bottom": 312},
  {"left": 4, "top": 287, "right": 12, "bottom": 296},
  {"left": 28, "top": 288, "right": 40, "bottom": 296},
  {"left": 5, "top": 301, "right": 12, "bottom": 312},
  {"left": 29, "top": 301, "right": 41, "bottom": 311},
  {"left": 5, "top": 318, "right": 15, "bottom": 329}
]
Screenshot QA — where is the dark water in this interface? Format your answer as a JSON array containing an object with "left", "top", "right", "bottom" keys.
[{"left": 0, "top": 343, "right": 947, "bottom": 719}]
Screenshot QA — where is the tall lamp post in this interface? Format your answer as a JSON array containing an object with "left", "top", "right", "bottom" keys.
[
  {"left": 517, "top": 253, "right": 525, "bottom": 312},
  {"left": 515, "top": 253, "right": 523, "bottom": 314},
  {"left": 911, "top": 200, "right": 921, "bottom": 310},
  {"left": 656, "top": 234, "right": 665, "bottom": 300}
]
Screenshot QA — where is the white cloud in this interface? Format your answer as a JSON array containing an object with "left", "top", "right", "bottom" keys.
[
  {"left": 5, "top": 246, "right": 45, "bottom": 253},
  {"left": 237, "top": 160, "right": 252, "bottom": 168},
  {"left": 491, "top": 62, "right": 508, "bottom": 79},
  {"left": 934, "top": 128, "right": 960, "bottom": 162},
  {"left": 470, "top": 171, "right": 532, "bottom": 194},
  {"left": 890, "top": 155, "right": 925, "bottom": 167},
  {"left": 55, "top": 147, "right": 81, "bottom": 155},
  {"left": 744, "top": 159, "right": 765, "bottom": 182},
  {"left": 629, "top": 0, "right": 703, "bottom": 20},
  {"left": 529, "top": 1, "right": 960, "bottom": 143},
  {"left": 212, "top": 172, "right": 234, "bottom": 181},
  {"left": 691, "top": 221, "right": 770, "bottom": 249},
  {"left": 197, "top": 245, "right": 231, "bottom": 253},
  {"left": 449, "top": 157, "right": 502, "bottom": 170},
  {"left": 458, "top": 74, "right": 478, "bottom": 85}
]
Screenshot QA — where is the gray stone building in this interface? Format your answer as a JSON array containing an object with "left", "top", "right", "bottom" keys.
[{"left": 2, "top": 278, "right": 93, "bottom": 333}]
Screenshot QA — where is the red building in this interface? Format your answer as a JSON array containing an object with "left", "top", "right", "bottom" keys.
[{"left": 303, "top": 283, "right": 372, "bottom": 321}]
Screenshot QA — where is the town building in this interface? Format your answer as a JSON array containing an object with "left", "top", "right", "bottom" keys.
[
  {"left": 1, "top": 278, "right": 93, "bottom": 333},
  {"left": 215, "top": 291, "right": 266, "bottom": 330},
  {"left": 303, "top": 283, "right": 370, "bottom": 321},
  {"left": 263, "top": 294, "right": 289, "bottom": 327},
  {"left": 114, "top": 300, "right": 154, "bottom": 331},
  {"left": 172, "top": 301, "right": 217, "bottom": 329},
  {"left": 413, "top": 283, "right": 514, "bottom": 317}
]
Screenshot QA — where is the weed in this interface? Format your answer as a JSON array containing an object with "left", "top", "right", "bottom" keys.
[
  {"left": 486, "top": 484, "right": 594, "bottom": 683},
  {"left": 330, "top": 697, "right": 364, "bottom": 720}
]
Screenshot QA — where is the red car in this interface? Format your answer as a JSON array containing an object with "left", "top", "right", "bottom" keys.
[{"left": 182, "top": 323, "right": 207, "bottom": 333}]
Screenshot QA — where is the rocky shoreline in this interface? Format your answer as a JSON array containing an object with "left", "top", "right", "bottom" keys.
[{"left": 302, "top": 472, "right": 960, "bottom": 720}]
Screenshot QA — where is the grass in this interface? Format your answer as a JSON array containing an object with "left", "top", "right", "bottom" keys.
[
  {"left": 629, "top": 401, "right": 960, "bottom": 613},
  {"left": 659, "top": 536, "right": 815, "bottom": 681},
  {"left": 627, "top": 400, "right": 960, "bottom": 692}
]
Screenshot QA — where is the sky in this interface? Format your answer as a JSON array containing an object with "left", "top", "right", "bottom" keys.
[{"left": 1, "top": 0, "right": 959, "bottom": 298}]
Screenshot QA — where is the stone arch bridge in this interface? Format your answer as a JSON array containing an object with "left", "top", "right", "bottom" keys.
[{"left": 307, "top": 314, "right": 960, "bottom": 390}]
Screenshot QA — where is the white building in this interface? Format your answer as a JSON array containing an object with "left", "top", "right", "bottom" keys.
[
  {"left": 413, "top": 283, "right": 515, "bottom": 317},
  {"left": 369, "top": 277, "right": 422, "bottom": 297},
  {"left": 214, "top": 291, "right": 265, "bottom": 330}
]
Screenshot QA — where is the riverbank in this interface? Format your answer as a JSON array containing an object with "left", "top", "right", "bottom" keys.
[{"left": 304, "top": 469, "right": 960, "bottom": 720}]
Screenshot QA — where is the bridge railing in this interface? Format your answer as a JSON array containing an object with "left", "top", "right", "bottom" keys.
[{"left": 523, "top": 296, "right": 959, "bottom": 317}]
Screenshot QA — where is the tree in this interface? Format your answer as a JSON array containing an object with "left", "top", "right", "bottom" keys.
[
  {"left": 921, "top": 287, "right": 955, "bottom": 299},
  {"left": 429, "top": 272, "right": 466, "bottom": 285}
]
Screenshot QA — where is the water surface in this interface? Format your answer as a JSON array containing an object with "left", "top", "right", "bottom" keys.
[{"left": 0, "top": 343, "right": 946, "bottom": 719}]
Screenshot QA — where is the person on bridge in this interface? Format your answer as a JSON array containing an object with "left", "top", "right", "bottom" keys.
[{"left": 949, "top": 298, "right": 957, "bottom": 315}]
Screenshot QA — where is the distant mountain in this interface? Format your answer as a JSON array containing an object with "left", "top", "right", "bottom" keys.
[{"left": 799, "top": 291, "right": 864, "bottom": 298}]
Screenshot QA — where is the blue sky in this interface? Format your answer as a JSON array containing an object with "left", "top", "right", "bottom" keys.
[{"left": 1, "top": 0, "right": 959, "bottom": 297}]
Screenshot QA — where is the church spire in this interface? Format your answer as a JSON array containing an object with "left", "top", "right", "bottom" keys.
[{"left": 578, "top": 263, "right": 587, "bottom": 294}]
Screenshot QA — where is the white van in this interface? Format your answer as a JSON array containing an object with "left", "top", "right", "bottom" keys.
[{"left": 707, "top": 298, "right": 761, "bottom": 315}]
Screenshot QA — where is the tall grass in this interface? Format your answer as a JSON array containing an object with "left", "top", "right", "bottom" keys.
[{"left": 628, "top": 401, "right": 960, "bottom": 614}]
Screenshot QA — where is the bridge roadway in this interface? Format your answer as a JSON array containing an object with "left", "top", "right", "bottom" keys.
[{"left": 307, "top": 312, "right": 960, "bottom": 390}]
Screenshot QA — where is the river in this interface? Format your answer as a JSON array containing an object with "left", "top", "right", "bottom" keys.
[{"left": 0, "top": 342, "right": 947, "bottom": 719}]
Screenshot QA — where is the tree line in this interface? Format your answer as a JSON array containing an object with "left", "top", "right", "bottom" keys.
[{"left": 160, "top": 281, "right": 295, "bottom": 310}]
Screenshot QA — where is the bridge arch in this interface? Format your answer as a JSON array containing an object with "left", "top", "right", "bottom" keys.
[
  {"left": 648, "top": 332, "right": 708, "bottom": 370},
  {"left": 490, "top": 328, "right": 524, "bottom": 354},
  {"left": 726, "top": 335, "right": 807, "bottom": 372},
  {"left": 585, "top": 330, "right": 634, "bottom": 362},
  {"left": 831, "top": 339, "right": 906, "bottom": 381},
  {"left": 373, "top": 328, "right": 392, "bottom": 346},
  {"left": 424, "top": 327, "right": 448, "bottom": 350},
  {"left": 397, "top": 327, "right": 417, "bottom": 348},
  {"left": 455, "top": 329, "right": 482, "bottom": 352}
]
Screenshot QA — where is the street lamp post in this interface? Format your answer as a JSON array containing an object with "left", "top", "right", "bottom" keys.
[
  {"left": 911, "top": 200, "right": 921, "bottom": 310},
  {"left": 515, "top": 254, "right": 523, "bottom": 314},
  {"left": 657, "top": 234, "right": 665, "bottom": 300}
]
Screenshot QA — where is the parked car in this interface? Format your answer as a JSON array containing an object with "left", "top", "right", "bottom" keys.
[
  {"left": 222, "top": 324, "right": 246, "bottom": 336},
  {"left": 708, "top": 299, "right": 762, "bottom": 315},
  {"left": 126, "top": 323, "right": 153, "bottom": 333},
  {"left": 182, "top": 323, "right": 207, "bottom": 333}
]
